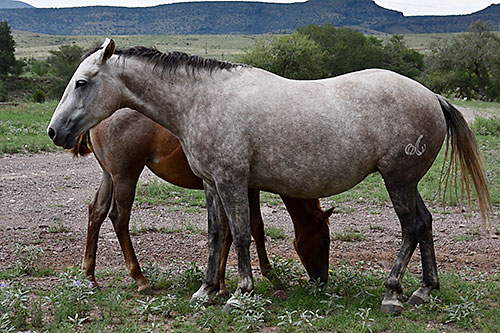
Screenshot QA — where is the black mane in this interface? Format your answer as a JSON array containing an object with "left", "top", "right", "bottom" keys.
[
  {"left": 80, "top": 45, "right": 241, "bottom": 74},
  {"left": 116, "top": 46, "right": 239, "bottom": 72}
]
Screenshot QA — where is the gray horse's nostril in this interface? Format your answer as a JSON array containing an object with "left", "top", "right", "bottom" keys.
[{"left": 47, "top": 127, "right": 56, "bottom": 140}]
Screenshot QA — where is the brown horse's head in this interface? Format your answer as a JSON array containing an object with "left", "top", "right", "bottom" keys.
[
  {"left": 282, "top": 197, "right": 333, "bottom": 283},
  {"left": 294, "top": 204, "right": 333, "bottom": 283}
]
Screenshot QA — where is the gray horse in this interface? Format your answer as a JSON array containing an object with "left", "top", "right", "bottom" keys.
[{"left": 47, "top": 39, "right": 490, "bottom": 313}]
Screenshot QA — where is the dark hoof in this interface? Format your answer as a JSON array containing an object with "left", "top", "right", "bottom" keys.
[
  {"left": 408, "top": 293, "right": 426, "bottom": 306},
  {"left": 89, "top": 281, "right": 100, "bottom": 289},
  {"left": 272, "top": 290, "right": 288, "bottom": 301},
  {"left": 216, "top": 288, "right": 230, "bottom": 298},
  {"left": 380, "top": 301, "right": 404, "bottom": 315},
  {"left": 139, "top": 286, "right": 155, "bottom": 295}
]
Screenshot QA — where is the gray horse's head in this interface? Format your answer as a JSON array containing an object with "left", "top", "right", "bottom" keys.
[{"left": 47, "top": 38, "right": 119, "bottom": 149}]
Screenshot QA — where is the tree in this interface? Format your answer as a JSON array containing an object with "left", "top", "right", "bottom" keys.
[
  {"left": 0, "top": 20, "right": 23, "bottom": 77},
  {"left": 237, "top": 32, "right": 326, "bottom": 79},
  {"left": 239, "top": 24, "right": 425, "bottom": 81},
  {"left": 382, "top": 35, "right": 424, "bottom": 79},
  {"left": 298, "top": 24, "right": 386, "bottom": 77},
  {"left": 46, "top": 44, "right": 85, "bottom": 79},
  {"left": 45, "top": 44, "right": 85, "bottom": 97},
  {"left": 298, "top": 24, "right": 423, "bottom": 79},
  {"left": 424, "top": 21, "right": 500, "bottom": 101}
]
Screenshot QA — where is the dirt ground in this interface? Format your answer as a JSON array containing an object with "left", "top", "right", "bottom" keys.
[{"left": 0, "top": 144, "right": 499, "bottom": 286}]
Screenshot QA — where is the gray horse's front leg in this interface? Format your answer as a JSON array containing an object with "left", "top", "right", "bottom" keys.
[
  {"left": 214, "top": 182, "right": 254, "bottom": 311},
  {"left": 190, "top": 182, "right": 228, "bottom": 304}
]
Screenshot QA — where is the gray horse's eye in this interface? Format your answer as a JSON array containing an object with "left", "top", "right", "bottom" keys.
[{"left": 75, "top": 79, "right": 87, "bottom": 88}]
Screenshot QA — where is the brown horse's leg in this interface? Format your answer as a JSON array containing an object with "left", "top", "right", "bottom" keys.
[
  {"left": 82, "top": 170, "right": 113, "bottom": 285},
  {"left": 249, "top": 189, "right": 271, "bottom": 277},
  {"left": 281, "top": 196, "right": 331, "bottom": 283},
  {"left": 217, "top": 226, "right": 232, "bottom": 297},
  {"left": 408, "top": 192, "right": 439, "bottom": 305},
  {"left": 108, "top": 176, "right": 151, "bottom": 294},
  {"left": 381, "top": 182, "right": 419, "bottom": 314}
]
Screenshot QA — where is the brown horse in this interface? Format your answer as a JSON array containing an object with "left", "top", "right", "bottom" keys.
[{"left": 72, "top": 108, "right": 332, "bottom": 294}]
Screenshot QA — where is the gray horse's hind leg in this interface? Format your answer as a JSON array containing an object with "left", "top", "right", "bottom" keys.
[
  {"left": 191, "top": 182, "right": 228, "bottom": 303},
  {"left": 408, "top": 192, "right": 439, "bottom": 305},
  {"left": 381, "top": 182, "right": 419, "bottom": 314}
]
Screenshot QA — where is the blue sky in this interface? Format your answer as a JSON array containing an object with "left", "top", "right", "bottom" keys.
[{"left": 22, "top": 0, "right": 499, "bottom": 16}]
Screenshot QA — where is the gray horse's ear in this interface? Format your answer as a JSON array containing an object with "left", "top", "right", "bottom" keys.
[{"left": 101, "top": 38, "right": 116, "bottom": 63}]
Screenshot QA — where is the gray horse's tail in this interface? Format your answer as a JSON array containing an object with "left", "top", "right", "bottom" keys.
[{"left": 437, "top": 95, "right": 491, "bottom": 229}]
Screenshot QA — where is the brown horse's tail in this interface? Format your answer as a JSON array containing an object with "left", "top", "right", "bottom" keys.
[
  {"left": 437, "top": 95, "right": 492, "bottom": 230},
  {"left": 70, "top": 131, "right": 93, "bottom": 157}
]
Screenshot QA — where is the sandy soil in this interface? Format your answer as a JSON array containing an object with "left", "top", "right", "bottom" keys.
[{"left": 0, "top": 147, "right": 498, "bottom": 285}]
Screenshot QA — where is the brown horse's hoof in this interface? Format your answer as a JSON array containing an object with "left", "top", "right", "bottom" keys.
[
  {"left": 89, "top": 280, "right": 100, "bottom": 289},
  {"left": 380, "top": 300, "right": 404, "bottom": 315},
  {"left": 216, "top": 288, "right": 230, "bottom": 298},
  {"left": 138, "top": 286, "right": 154, "bottom": 295}
]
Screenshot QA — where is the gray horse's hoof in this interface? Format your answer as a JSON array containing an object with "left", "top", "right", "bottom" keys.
[
  {"left": 190, "top": 285, "right": 213, "bottom": 305},
  {"left": 408, "top": 291, "right": 427, "bottom": 306},
  {"left": 222, "top": 302, "right": 234, "bottom": 312},
  {"left": 380, "top": 300, "right": 404, "bottom": 314},
  {"left": 222, "top": 295, "right": 240, "bottom": 312},
  {"left": 189, "top": 295, "right": 202, "bottom": 305}
]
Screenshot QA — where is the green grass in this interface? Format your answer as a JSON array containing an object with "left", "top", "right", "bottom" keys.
[
  {"left": 14, "top": 30, "right": 472, "bottom": 61},
  {"left": 1, "top": 259, "right": 499, "bottom": 332},
  {"left": 48, "top": 219, "right": 72, "bottom": 233},
  {"left": 398, "top": 32, "right": 461, "bottom": 51},
  {"left": 135, "top": 179, "right": 286, "bottom": 210},
  {"left": 13, "top": 31, "right": 267, "bottom": 61},
  {"left": 0, "top": 101, "right": 59, "bottom": 155},
  {"left": 452, "top": 99, "right": 500, "bottom": 116},
  {"left": 259, "top": 191, "right": 283, "bottom": 206},
  {"left": 332, "top": 228, "right": 366, "bottom": 242},
  {"left": 135, "top": 179, "right": 206, "bottom": 212},
  {"left": 265, "top": 225, "right": 287, "bottom": 240}
]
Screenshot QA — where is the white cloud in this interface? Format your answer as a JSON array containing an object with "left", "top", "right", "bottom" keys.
[{"left": 374, "top": 0, "right": 499, "bottom": 16}]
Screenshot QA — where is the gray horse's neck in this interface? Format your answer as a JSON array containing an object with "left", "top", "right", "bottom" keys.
[{"left": 112, "top": 56, "right": 242, "bottom": 138}]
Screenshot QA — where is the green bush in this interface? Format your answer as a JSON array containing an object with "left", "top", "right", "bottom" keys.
[
  {"left": 0, "top": 79, "right": 7, "bottom": 102},
  {"left": 471, "top": 116, "right": 500, "bottom": 137},
  {"left": 32, "top": 89, "right": 45, "bottom": 103}
]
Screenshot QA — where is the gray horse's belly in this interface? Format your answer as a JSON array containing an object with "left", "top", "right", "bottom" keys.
[{"left": 248, "top": 153, "right": 378, "bottom": 198}]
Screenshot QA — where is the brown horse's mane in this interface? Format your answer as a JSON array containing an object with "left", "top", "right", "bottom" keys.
[
  {"left": 70, "top": 131, "right": 92, "bottom": 157},
  {"left": 80, "top": 45, "right": 242, "bottom": 74}
]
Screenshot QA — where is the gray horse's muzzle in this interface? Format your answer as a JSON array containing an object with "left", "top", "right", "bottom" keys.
[{"left": 47, "top": 126, "right": 76, "bottom": 149}]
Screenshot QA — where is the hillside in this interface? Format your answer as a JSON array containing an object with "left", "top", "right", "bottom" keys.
[
  {"left": 0, "top": 0, "right": 498, "bottom": 35},
  {"left": 0, "top": 0, "right": 33, "bottom": 9}
]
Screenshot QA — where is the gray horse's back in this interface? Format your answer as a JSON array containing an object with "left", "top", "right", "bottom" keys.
[{"left": 244, "top": 69, "right": 447, "bottom": 198}]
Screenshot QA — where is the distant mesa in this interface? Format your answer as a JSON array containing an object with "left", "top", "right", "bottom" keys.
[
  {"left": 0, "top": 0, "right": 34, "bottom": 9},
  {"left": 0, "top": 0, "right": 499, "bottom": 35}
]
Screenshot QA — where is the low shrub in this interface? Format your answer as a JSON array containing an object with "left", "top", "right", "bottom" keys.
[{"left": 32, "top": 89, "right": 46, "bottom": 103}]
